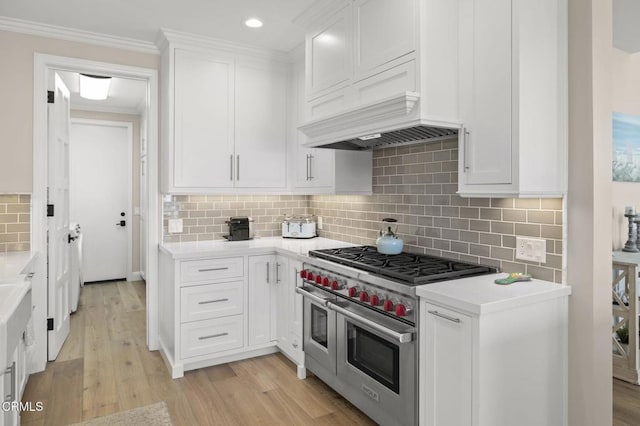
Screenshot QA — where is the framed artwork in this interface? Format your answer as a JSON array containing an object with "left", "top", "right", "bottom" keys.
[{"left": 613, "top": 112, "right": 640, "bottom": 182}]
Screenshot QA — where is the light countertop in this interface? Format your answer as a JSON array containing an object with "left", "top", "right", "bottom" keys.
[
  {"left": 160, "top": 237, "right": 355, "bottom": 260},
  {"left": 0, "top": 251, "right": 37, "bottom": 284},
  {"left": 416, "top": 273, "right": 571, "bottom": 315}
]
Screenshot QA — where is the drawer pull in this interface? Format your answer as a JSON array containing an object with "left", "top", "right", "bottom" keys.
[
  {"left": 198, "top": 298, "right": 229, "bottom": 305},
  {"left": 199, "top": 332, "right": 229, "bottom": 340},
  {"left": 198, "top": 267, "right": 229, "bottom": 272},
  {"left": 428, "top": 310, "right": 461, "bottom": 323}
]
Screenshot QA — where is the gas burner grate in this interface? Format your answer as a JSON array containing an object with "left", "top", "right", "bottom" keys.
[{"left": 309, "top": 246, "right": 496, "bottom": 286}]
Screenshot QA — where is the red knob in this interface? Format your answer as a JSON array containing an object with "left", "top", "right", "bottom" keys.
[
  {"left": 383, "top": 300, "right": 394, "bottom": 312},
  {"left": 348, "top": 287, "right": 358, "bottom": 297},
  {"left": 359, "top": 291, "right": 369, "bottom": 302},
  {"left": 331, "top": 280, "right": 340, "bottom": 290},
  {"left": 370, "top": 294, "right": 380, "bottom": 306},
  {"left": 315, "top": 275, "right": 323, "bottom": 284},
  {"left": 300, "top": 270, "right": 307, "bottom": 279},
  {"left": 307, "top": 272, "right": 314, "bottom": 281},
  {"left": 395, "top": 304, "right": 407, "bottom": 317},
  {"left": 322, "top": 277, "right": 330, "bottom": 287}
]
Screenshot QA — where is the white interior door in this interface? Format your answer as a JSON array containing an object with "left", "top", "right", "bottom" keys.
[
  {"left": 70, "top": 120, "right": 132, "bottom": 283},
  {"left": 47, "top": 72, "right": 71, "bottom": 361}
]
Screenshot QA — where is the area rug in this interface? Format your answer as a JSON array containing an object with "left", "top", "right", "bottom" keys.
[{"left": 69, "top": 402, "right": 173, "bottom": 426}]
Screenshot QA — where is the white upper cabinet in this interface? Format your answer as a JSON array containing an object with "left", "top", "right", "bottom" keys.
[
  {"left": 173, "top": 49, "right": 235, "bottom": 189},
  {"left": 353, "top": 0, "right": 416, "bottom": 80},
  {"left": 160, "top": 31, "right": 289, "bottom": 194},
  {"left": 457, "top": 0, "right": 567, "bottom": 198},
  {"left": 306, "top": 4, "right": 352, "bottom": 100},
  {"left": 235, "top": 59, "right": 288, "bottom": 189}
]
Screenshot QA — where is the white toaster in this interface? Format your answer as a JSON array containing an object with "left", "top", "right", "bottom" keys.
[{"left": 282, "top": 215, "right": 317, "bottom": 239}]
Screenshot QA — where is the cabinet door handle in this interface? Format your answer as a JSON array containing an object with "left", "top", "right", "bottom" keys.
[
  {"left": 428, "top": 310, "right": 461, "bottom": 323},
  {"left": 309, "top": 154, "right": 313, "bottom": 180},
  {"left": 266, "top": 262, "right": 270, "bottom": 283},
  {"left": 230, "top": 154, "right": 234, "bottom": 181},
  {"left": 198, "top": 267, "right": 229, "bottom": 272},
  {"left": 276, "top": 263, "right": 281, "bottom": 283},
  {"left": 198, "top": 298, "right": 229, "bottom": 305},
  {"left": 463, "top": 130, "right": 470, "bottom": 172},
  {"left": 237, "top": 155, "right": 240, "bottom": 181},
  {"left": 306, "top": 154, "right": 310, "bottom": 180},
  {"left": 199, "top": 332, "right": 228, "bottom": 340}
]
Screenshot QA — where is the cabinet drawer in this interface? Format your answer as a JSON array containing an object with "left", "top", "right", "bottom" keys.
[
  {"left": 180, "top": 257, "right": 244, "bottom": 283},
  {"left": 181, "top": 315, "right": 244, "bottom": 359},
  {"left": 181, "top": 281, "right": 244, "bottom": 322}
]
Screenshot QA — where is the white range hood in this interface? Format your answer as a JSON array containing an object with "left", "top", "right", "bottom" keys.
[{"left": 298, "top": 92, "right": 460, "bottom": 151}]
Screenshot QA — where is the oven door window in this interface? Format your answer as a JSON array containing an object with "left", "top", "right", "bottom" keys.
[
  {"left": 347, "top": 322, "right": 400, "bottom": 393},
  {"left": 310, "top": 304, "right": 329, "bottom": 348}
]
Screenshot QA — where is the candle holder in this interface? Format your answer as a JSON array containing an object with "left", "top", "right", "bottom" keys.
[{"left": 623, "top": 213, "right": 639, "bottom": 252}]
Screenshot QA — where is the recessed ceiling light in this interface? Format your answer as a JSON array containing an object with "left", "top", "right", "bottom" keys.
[{"left": 245, "top": 18, "right": 263, "bottom": 28}]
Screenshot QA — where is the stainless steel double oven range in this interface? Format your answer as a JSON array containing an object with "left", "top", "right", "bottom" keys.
[{"left": 296, "top": 246, "right": 495, "bottom": 426}]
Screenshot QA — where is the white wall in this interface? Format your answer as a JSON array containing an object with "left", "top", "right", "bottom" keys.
[{"left": 612, "top": 48, "right": 640, "bottom": 249}]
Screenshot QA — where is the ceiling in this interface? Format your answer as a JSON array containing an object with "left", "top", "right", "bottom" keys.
[
  {"left": 57, "top": 71, "right": 147, "bottom": 114},
  {"left": 0, "top": 0, "right": 316, "bottom": 52},
  {"left": 614, "top": 0, "right": 640, "bottom": 53}
]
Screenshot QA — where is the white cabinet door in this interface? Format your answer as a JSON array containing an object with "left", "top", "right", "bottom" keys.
[
  {"left": 458, "top": 0, "right": 512, "bottom": 186},
  {"left": 294, "top": 146, "right": 334, "bottom": 189},
  {"left": 422, "top": 303, "right": 473, "bottom": 426},
  {"left": 248, "top": 255, "right": 277, "bottom": 346},
  {"left": 174, "top": 49, "right": 234, "bottom": 188},
  {"left": 353, "top": 0, "right": 416, "bottom": 79},
  {"left": 235, "top": 61, "right": 288, "bottom": 188},
  {"left": 306, "top": 5, "right": 352, "bottom": 100}
]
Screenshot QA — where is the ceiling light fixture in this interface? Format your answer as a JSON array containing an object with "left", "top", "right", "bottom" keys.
[
  {"left": 79, "top": 74, "right": 112, "bottom": 100},
  {"left": 244, "top": 18, "right": 263, "bottom": 28}
]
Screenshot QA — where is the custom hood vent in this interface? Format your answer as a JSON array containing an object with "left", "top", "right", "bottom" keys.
[
  {"left": 299, "top": 92, "right": 461, "bottom": 151},
  {"left": 316, "top": 125, "right": 458, "bottom": 151}
]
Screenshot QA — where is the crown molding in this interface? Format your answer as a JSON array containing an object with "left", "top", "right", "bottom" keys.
[
  {"left": 0, "top": 16, "right": 159, "bottom": 54},
  {"left": 292, "top": 0, "right": 347, "bottom": 28},
  {"left": 157, "top": 28, "right": 292, "bottom": 63}
]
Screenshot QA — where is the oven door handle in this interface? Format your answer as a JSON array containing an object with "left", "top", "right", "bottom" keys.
[
  {"left": 295, "top": 286, "right": 329, "bottom": 307},
  {"left": 328, "top": 302, "right": 414, "bottom": 344}
]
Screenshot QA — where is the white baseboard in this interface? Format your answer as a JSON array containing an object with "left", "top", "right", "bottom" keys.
[{"left": 129, "top": 271, "right": 143, "bottom": 282}]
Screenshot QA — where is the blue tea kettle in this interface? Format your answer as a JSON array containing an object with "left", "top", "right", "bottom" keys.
[{"left": 376, "top": 218, "right": 404, "bottom": 255}]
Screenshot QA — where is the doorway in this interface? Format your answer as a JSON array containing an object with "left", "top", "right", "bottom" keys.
[{"left": 32, "top": 54, "right": 159, "bottom": 373}]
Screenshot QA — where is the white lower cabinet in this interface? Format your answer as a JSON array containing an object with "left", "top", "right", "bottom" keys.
[
  {"left": 421, "top": 304, "right": 472, "bottom": 426},
  {"left": 419, "top": 294, "right": 568, "bottom": 426},
  {"left": 159, "top": 249, "right": 305, "bottom": 379}
]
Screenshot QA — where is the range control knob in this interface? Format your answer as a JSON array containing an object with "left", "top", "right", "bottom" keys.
[
  {"left": 315, "top": 275, "right": 323, "bottom": 284},
  {"left": 300, "top": 270, "right": 308, "bottom": 279},
  {"left": 359, "top": 291, "right": 369, "bottom": 302},
  {"left": 307, "top": 272, "right": 314, "bottom": 281},
  {"left": 370, "top": 294, "right": 380, "bottom": 306},
  {"left": 348, "top": 287, "right": 358, "bottom": 297},
  {"left": 395, "top": 303, "right": 407, "bottom": 317},
  {"left": 331, "top": 280, "right": 340, "bottom": 290},
  {"left": 383, "top": 300, "right": 394, "bottom": 312},
  {"left": 322, "top": 277, "right": 330, "bottom": 287}
]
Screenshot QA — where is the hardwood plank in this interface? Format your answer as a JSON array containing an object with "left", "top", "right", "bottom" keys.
[
  {"left": 117, "top": 280, "right": 144, "bottom": 312},
  {"left": 180, "top": 369, "right": 238, "bottom": 425},
  {"left": 211, "top": 375, "right": 282, "bottom": 425},
  {"left": 57, "top": 304, "right": 85, "bottom": 362},
  {"left": 20, "top": 364, "right": 54, "bottom": 424},
  {"left": 262, "top": 387, "right": 316, "bottom": 425},
  {"left": 130, "top": 280, "right": 147, "bottom": 305},
  {"left": 44, "top": 359, "right": 84, "bottom": 426},
  {"left": 82, "top": 333, "right": 118, "bottom": 419}
]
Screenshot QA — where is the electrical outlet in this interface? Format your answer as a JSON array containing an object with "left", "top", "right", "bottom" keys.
[
  {"left": 516, "top": 237, "right": 546, "bottom": 263},
  {"left": 317, "top": 216, "right": 323, "bottom": 230},
  {"left": 168, "top": 218, "right": 183, "bottom": 234}
]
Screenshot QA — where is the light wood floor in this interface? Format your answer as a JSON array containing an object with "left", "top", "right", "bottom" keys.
[
  {"left": 21, "top": 280, "right": 375, "bottom": 426},
  {"left": 614, "top": 378, "right": 640, "bottom": 425}
]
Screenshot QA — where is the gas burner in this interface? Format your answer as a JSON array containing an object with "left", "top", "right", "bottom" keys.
[{"left": 310, "top": 246, "right": 496, "bottom": 286}]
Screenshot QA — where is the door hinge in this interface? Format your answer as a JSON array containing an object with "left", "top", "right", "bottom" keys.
[
  {"left": 47, "top": 90, "right": 54, "bottom": 104},
  {"left": 47, "top": 318, "right": 54, "bottom": 331},
  {"left": 47, "top": 204, "right": 54, "bottom": 217}
]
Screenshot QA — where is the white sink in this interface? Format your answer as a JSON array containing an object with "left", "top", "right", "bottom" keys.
[{"left": 0, "top": 283, "right": 31, "bottom": 369}]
